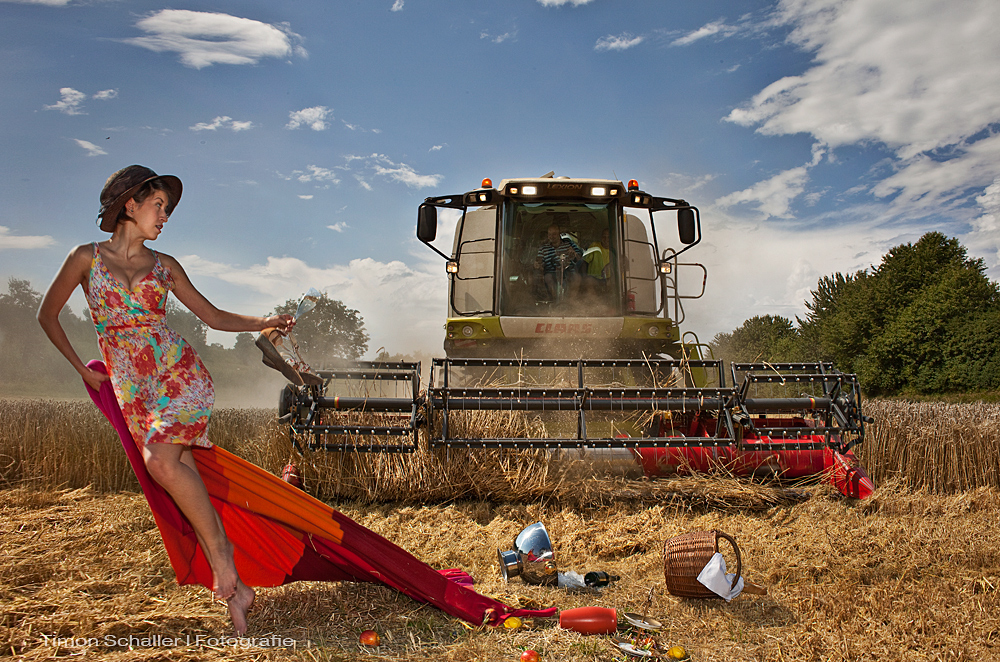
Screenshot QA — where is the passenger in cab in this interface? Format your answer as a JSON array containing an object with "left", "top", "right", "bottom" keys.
[{"left": 584, "top": 228, "right": 612, "bottom": 284}]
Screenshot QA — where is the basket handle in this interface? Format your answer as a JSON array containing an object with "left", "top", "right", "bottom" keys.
[{"left": 714, "top": 530, "right": 742, "bottom": 591}]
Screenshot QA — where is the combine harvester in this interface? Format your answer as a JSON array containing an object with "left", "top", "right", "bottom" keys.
[{"left": 265, "top": 173, "right": 874, "bottom": 499}]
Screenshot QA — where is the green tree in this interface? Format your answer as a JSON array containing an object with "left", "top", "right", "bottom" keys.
[
  {"left": 861, "top": 258, "right": 999, "bottom": 394},
  {"left": 797, "top": 232, "right": 1000, "bottom": 394},
  {"left": 711, "top": 314, "right": 797, "bottom": 364},
  {"left": 274, "top": 292, "right": 368, "bottom": 362},
  {"left": 797, "top": 270, "right": 873, "bottom": 370},
  {"left": 0, "top": 278, "right": 99, "bottom": 395}
]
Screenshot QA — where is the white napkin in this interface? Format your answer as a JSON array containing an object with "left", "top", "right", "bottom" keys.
[
  {"left": 696, "top": 552, "right": 744, "bottom": 601},
  {"left": 557, "top": 570, "right": 587, "bottom": 589}
]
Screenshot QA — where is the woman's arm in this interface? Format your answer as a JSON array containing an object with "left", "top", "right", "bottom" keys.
[
  {"left": 37, "top": 245, "right": 109, "bottom": 391},
  {"left": 159, "top": 254, "right": 295, "bottom": 334}
]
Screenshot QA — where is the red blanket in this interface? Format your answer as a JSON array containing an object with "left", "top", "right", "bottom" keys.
[{"left": 85, "top": 360, "right": 554, "bottom": 626}]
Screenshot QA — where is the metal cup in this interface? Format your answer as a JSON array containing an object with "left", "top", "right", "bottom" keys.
[{"left": 497, "top": 522, "right": 558, "bottom": 586}]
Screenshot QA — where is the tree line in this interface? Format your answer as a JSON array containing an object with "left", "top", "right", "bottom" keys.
[
  {"left": 3, "top": 231, "right": 996, "bottom": 400},
  {"left": 0, "top": 282, "right": 369, "bottom": 403},
  {"left": 710, "top": 232, "right": 1000, "bottom": 396}
]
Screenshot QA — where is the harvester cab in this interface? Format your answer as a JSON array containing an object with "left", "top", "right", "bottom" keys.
[
  {"left": 416, "top": 174, "right": 704, "bottom": 361},
  {"left": 261, "top": 173, "right": 875, "bottom": 499}
]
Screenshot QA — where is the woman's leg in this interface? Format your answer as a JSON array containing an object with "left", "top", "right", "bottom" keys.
[{"left": 143, "top": 443, "right": 255, "bottom": 634}]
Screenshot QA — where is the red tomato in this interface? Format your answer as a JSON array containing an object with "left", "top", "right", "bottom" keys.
[
  {"left": 520, "top": 650, "right": 540, "bottom": 662},
  {"left": 359, "top": 630, "right": 380, "bottom": 646}
]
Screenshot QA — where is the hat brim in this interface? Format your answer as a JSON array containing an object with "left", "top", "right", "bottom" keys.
[{"left": 98, "top": 174, "right": 183, "bottom": 232}]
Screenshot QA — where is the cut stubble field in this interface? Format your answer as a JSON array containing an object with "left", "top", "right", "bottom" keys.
[{"left": 2, "top": 399, "right": 999, "bottom": 661}]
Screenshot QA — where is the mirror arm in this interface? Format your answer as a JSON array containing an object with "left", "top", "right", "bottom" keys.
[{"left": 422, "top": 240, "right": 452, "bottom": 261}]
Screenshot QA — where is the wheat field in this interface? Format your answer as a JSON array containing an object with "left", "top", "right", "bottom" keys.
[{"left": 2, "top": 398, "right": 999, "bottom": 661}]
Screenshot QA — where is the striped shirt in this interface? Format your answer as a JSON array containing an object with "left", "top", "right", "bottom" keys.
[{"left": 537, "top": 238, "right": 582, "bottom": 274}]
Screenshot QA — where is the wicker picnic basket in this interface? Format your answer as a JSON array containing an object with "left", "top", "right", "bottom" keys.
[{"left": 663, "top": 530, "right": 742, "bottom": 599}]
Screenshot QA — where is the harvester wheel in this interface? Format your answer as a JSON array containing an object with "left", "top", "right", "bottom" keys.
[{"left": 278, "top": 384, "right": 298, "bottom": 419}]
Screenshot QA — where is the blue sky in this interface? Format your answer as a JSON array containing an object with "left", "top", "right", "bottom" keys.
[{"left": 2, "top": 0, "right": 999, "bottom": 356}]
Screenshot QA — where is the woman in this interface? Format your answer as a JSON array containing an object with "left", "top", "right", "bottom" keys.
[{"left": 37, "top": 165, "right": 294, "bottom": 634}]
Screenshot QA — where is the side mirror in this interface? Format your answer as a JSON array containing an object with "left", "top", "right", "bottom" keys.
[
  {"left": 417, "top": 204, "right": 437, "bottom": 242},
  {"left": 678, "top": 208, "right": 696, "bottom": 245}
]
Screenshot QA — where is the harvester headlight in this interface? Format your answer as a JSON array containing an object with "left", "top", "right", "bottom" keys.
[
  {"left": 659, "top": 262, "right": 672, "bottom": 274},
  {"left": 522, "top": 185, "right": 538, "bottom": 195},
  {"left": 647, "top": 325, "right": 660, "bottom": 337},
  {"left": 446, "top": 260, "right": 459, "bottom": 274},
  {"left": 462, "top": 325, "right": 474, "bottom": 337},
  {"left": 590, "top": 186, "right": 607, "bottom": 196},
  {"left": 478, "top": 193, "right": 488, "bottom": 202}
]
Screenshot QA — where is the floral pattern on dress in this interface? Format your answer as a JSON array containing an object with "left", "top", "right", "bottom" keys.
[{"left": 85, "top": 243, "right": 214, "bottom": 448}]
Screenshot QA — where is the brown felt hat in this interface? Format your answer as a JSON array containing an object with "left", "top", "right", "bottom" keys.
[{"left": 97, "top": 165, "right": 183, "bottom": 232}]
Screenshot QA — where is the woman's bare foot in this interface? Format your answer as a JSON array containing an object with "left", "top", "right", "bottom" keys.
[{"left": 227, "top": 580, "right": 255, "bottom": 635}]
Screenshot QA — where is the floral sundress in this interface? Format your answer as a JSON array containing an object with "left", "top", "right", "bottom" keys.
[{"left": 85, "top": 242, "right": 214, "bottom": 448}]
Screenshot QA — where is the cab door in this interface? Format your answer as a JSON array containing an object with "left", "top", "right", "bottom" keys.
[
  {"left": 623, "top": 213, "right": 660, "bottom": 314},
  {"left": 450, "top": 207, "right": 497, "bottom": 316}
]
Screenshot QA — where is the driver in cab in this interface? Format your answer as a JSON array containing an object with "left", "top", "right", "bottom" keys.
[{"left": 535, "top": 223, "right": 582, "bottom": 300}]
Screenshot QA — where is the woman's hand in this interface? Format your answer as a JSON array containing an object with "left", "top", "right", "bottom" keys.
[
  {"left": 264, "top": 314, "right": 296, "bottom": 334},
  {"left": 81, "top": 366, "right": 111, "bottom": 392}
]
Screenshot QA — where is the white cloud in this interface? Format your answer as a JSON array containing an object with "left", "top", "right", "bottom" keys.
[
  {"left": 73, "top": 139, "right": 107, "bottom": 157},
  {"left": 480, "top": 29, "right": 517, "bottom": 44},
  {"left": 92, "top": 89, "right": 118, "bottom": 100},
  {"left": 710, "top": 0, "right": 1000, "bottom": 282},
  {"left": 298, "top": 195, "right": 314, "bottom": 200},
  {"left": 288, "top": 165, "right": 341, "bottom": 185},
  {"left": 726, "top": 0, "right": 1000, "bottom": 216},
  {"left": 661, "top": 172, "right": 717, "bottom": 195},
  {"left": 190, "top": 115, "right": 254, "bottom": 131},
  {"left": 671, "top": 20, "right": 739, "bottom": 47},
  {"left": 341, "top": 119, "right": 378, "bottom": 132},
  {"left": 368, "top": 154, "right": 442, "bottom": 188},
  {"left": 595, "top": 33, "right": 644, "bottom": 51},
  {"left": 124, "top": 10, "right": 306, "bottom": 69},
  {"left": 44, "top": 87, "right": 86, "bottom": 115},
  {"left": 327, "top": 222, "right": 349, "bottom": 233},
  {"left": 968, "top": 178, "right": 1000, "bottom": 280},
  {"left": 0, "top": 226, "right": 55, "bottom": 250},
  {"left": 683, "top": 208, "right": 929, "bottom": 339},
  {"left": 1, "top": 0, "right": 72, "bottom": 4},
  {"left": 429, "top": 145, "right": 444, "bottom": 152},
  {"left": 715, "top": 165, "right": 811, "bottom": 219},
  {"left": 287, "top": 106, "right": 332, "bottom": 131},
  {"left": 287, "top": 155, "right": 441, "bottom": 192},
  {"left": 181, "top": 254, "right": 446, "bottom": 356},
  {"left": 870, "top": 133, "right": 1000, "bottom": 212},
  {"left": 390, "top": 0, "right": 404, "bottom": 11},
  {"left": 537, "top": 0, "right": 594, "bottom": 6}
]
